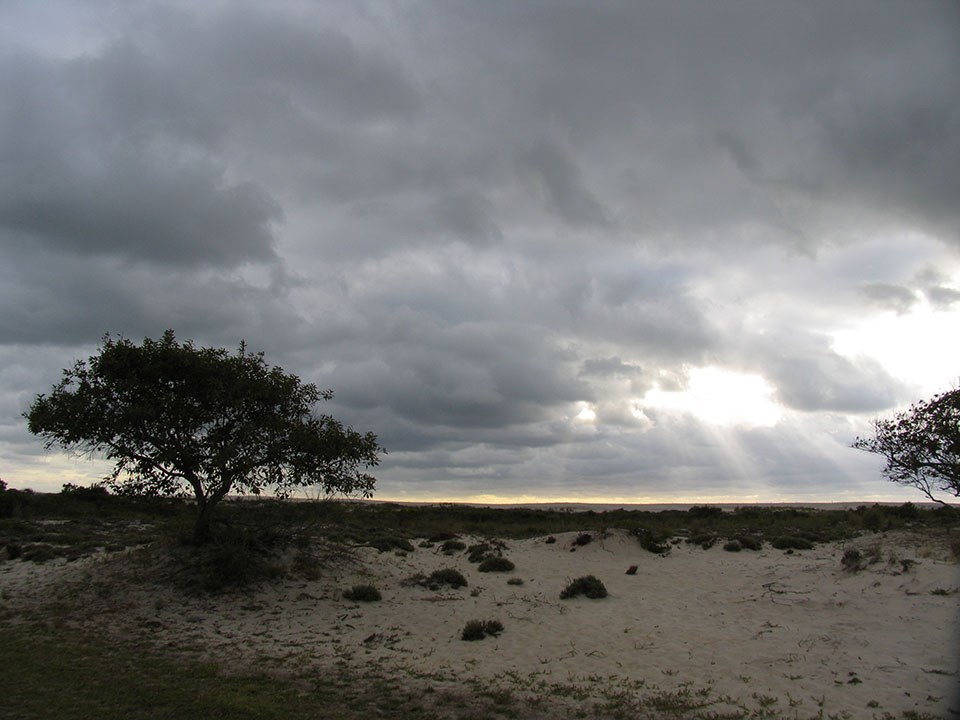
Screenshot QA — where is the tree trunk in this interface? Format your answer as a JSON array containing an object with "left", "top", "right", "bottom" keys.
[{"left": 193, "top": 499, "right": 215, "bottom": 544}]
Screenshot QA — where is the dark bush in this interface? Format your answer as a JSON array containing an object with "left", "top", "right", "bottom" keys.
[
  {"left": 687, "top": 532, "right": 718, "bottom": 550},
  {"left": 428, "top": 568, "right": 468, "bottom": 589},
  {"left": 629, "top": 528, "right": 670, "bottom": 554},
  {"left": 461, "top": 620, "right": 486, "bottom": 641},
  {"left": 483, "top": 619, "right": 504, "bottom": 637},
  {"left": 370, "top": 537, "right": 415, "bottom": 553},
  {"left": 573, "top": 533, "right": 592, "bottom": 547},
  {"left": 461, "top": 618, "right": 504, "bottom": 641},
  {"left": 771, "top": 536, "right": 814, "bottom": 551},
  {"left": 736, "top": 535, "right": 763, "bottom": 551},
  {"left": 688, "top": 505, "right": 724, "bottom": 519},
  {"left": 841, "top": 548, "right": 864, "bottom": 572},
  {"left": 60, "top": 483, "right": 110, "bottom": 501},
  {"left": 467, "top": 542, "right": 493, "bottom": 563},
  {"left": 441, "top": 539, "right": 466, "bottom": 554},
  {"left": 861, "top": 507, "right": 887, "bottom": 532},
  {"left": 428, "top": 532, "right": 459, "bottom": 542},
  {"left": 478, "top": 556, "right": 515, "bottom": 573},
  {"left": 560, "top": 575, "right": 607, "bottom": 599},
  {"left": 545, "top": 536, "right": 557, "bottom": 544},
  {"left": 723, "top": 540, "right": 742, "bottom": 552},
  {"left": 344, "top": 584, "right": 382, "bottom": 602}
]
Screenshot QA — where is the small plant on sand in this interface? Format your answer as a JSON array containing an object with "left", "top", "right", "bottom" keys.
[
  {"left": 343, "top": 584, "right": 382, "bottom": 602},
  {"left": 404, "top": 568, "right": 468, "bottom": 590},
  {"left": 466, "top": 539, "right": 508, "bottom": 563},
  {"left": 478, "top": 556, "right": 515, "bottom": 573},
  {"left": 560, "top": 575, "right": 607, "bottom": 599},
  {"left": 841, "top": 548, "right": 865, "bottom": 572},
  {"left": 771, "top": 536, "right": 814, "bottom": 551},
  {"left": 441, "top": 539, "right": 466, "bottom": 554},
  {"left": 431, "top": 568, "right": 468, "bottom": 587},
  {"left": 723, "top": 540, "right": 742, "bottom": 552},
  {"left": 736, "top": 535, "right": 763, "bottom": 551},
  {"left": 629, "top": 527, "right": 670, "bottom": 554},
  {"left": 573, "top": 532, "right": 592, "bottom": 547},
  {"left": 686, "top": 532, "right": 718, "bottom": 550},
  {"left": 369, "top": 536, "right": 415, "bottom": 553},
  {"left": 461, "top": 619, "right": 504, "bottom": 641},
  {"left": 507, "top": 577, "right": 524, "bottom": 586}
]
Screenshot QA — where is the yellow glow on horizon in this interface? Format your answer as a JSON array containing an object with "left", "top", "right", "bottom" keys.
[{"left": 641, "top": 366, "right": 782, "bottom": 428}]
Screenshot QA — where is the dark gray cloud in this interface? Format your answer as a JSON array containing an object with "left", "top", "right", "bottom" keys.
[{"left": 1, "top": 1, "right": 958, "bottom": 503}]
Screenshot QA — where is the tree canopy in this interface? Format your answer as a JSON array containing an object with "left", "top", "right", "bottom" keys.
[
  {"left": 853, "top": 388, "right": 960, "bottom": 505},
  {"left": 26, "top": 331, "right": 383, "bottom": 541}
]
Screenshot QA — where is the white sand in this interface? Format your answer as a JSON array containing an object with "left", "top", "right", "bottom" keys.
[{"left": 2, "top": 529, "right": 958, "bottom": 718}]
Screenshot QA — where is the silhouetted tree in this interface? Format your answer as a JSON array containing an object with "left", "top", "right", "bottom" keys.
[
  {"left": 853, "top": 388, "right": 960, "bottom": 505},
  {"left": 26, "top": 331, "right": 383, "bottom": 542}
]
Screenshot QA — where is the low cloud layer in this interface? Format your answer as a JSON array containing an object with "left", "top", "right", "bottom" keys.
[{"left": 2, "top": 1, "right": 958, "bottom": 502}]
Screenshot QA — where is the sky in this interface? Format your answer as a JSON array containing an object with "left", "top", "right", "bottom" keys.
[{"left": 1, "top": 1, "right": 959, "bottom": 504}]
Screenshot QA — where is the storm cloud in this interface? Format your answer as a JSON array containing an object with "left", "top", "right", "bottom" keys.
[{"left": 2, "top": 1, "right": 958, "bottom": 502}]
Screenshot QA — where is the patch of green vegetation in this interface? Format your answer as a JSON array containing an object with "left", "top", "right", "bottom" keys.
[
  {"left": 344, "top": 584, "right": 382, "bottom": 602},
  {"left": 771, "top": 536, "right": 814, "bottom": 551},
  {"left": 460, "top": 619, "right": 504, "bottom": 641},
  {"left": 477, "top": 556, "right": 515, "bottom": 573},
  {"left": 560, "top": 575, "right": 607, "bottom": 599},
  {"left": 404, "top": 568, "right": 468, "bottom": 591},
  {"left": 628, "top": 527, "right": 670, "bottom": 554},
  {"left": 0, "top": 623, "right": 438, "bottom": 720},
  {"left": 440, "top": 539, "right": 466, "bottom": 554}
]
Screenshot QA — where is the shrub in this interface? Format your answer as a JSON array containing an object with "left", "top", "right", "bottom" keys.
[
  {"left": 841, "top": 548, "right": 864, "bottom": 572},
  {"left": 723, "top": 540, "right": 742, "bottom": 552},
  {"left": 688, "top": 505, "right": 724, "bottom": 519},
  {"left": 573, "top": 533, "right": 592, "bottom": 547},
  {"left": 629, "top": 528, "right": 670, "bottom": 554},
  {"left": 483, "top": 619, "right": 504, "bottom": 636},
  {"left": 441, "top": 539, "right": 466, "bottom": 554},
  {"left": 771, "top": 536, "right": 814, "bottom": 551},
  {"left": 687, "top": 532, "right": 717, "bottom": 550},
  {"left": 545, "top": 536, "right": 556, "bottom": 544},
  {"left": 478, "top": 556, "right": 515, "bottom": 573},
  {"left": 370, "top": 537, "right": 415, "bottom": 553},
  {"left": 461, "top": 619, "right": 504, "bottom": 641},
  {"left": 736, "top": 535, "right": 763, "bottom": 551},
  {"left": 404, "top": 568, "right": 469, "bottom": 590},
  {"left": 560, "top": 575, "right": 607, "bottom": 599},
  {"left": 428, "top": 532, "right": 459, "bottom": 542},
  {"left": 467, "top": 542, "right": 493, "bottom": 563},
  {"left": 461, "top": 620, "right": 486, "bottom": 641},
  {"left": 344, "top": 584, "right": 381, "bottom": 602},
  {"left": 507, "top": 577, "right": 524, "bottom": 586}
]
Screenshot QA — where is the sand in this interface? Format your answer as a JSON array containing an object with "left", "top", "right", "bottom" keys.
[{"left": 2, "top": 529, "right": 958, "bottom": 718}]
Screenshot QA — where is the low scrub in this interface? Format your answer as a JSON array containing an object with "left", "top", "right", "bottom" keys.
[
  {"left": 404, "top": 568, "right": 468, "bottom": 590},
  {"left": 560, "top": 575, "right": 607, "bottom": 599},
  {"left": 478, "top": 556, "right": 515, "bottom": 573},
  {"left": 343, "top": 584, "right": 381, "bottom": 602},
  {"left": 771, "top": 536, "right": 814, "bottom": 551},
  {"left": 440, "top": 539, "right": 466, "bottom": 554},
  {"left": 629, "top": 527, "right": 670, "bottom": 554},
  {"left": 461, "top": 619, "right": 504, "bottom": 641},
  {"left": 369, "top": 536, "right": 415, "bottom": 553}
]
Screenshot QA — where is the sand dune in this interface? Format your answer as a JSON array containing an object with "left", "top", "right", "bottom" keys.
[{"left": 2, "top": 529, "right": 958, "bottom": 718}]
